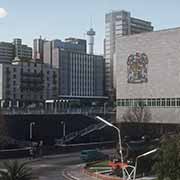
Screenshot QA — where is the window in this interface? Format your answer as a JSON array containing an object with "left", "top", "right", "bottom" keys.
[
  {"left": 122, "top": 99, "right": 125, "bottom": 106},
  {"left": 172, "top": 98, "right": 176, "bottom": 106},
  {"left": 117, "top": 98, "right": 180, "bottom": 107},
  {"left": 157, "top": 99, "right": 161, "bottom": 106},
  {"left": 167, "top": 99, "right": 171, "bottom": 106},
  {"left": 162, "top": 99, "right": 165, "bottom": 106},
  {"left": 177, "top": 98, "right": 180, "bottom": 106},
  {"left": 152, "top": 99, "right": 156, "bottom": 106}
]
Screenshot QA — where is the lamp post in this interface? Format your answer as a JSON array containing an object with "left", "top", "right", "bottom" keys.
[
  {"left": 30, "top": 122, "right": 35, "bottom": 140},
  {"left": 133, "top": 148, "right": 158, "bottom": 180},
  {"left": 103, "top": 102, "right": 108, "bottom": 115},
  {"left": 96, "top": 116, "right": 125, "bottom": 179},
  {"left": 61, "top": 121, "right": 66, "bottom": 137}
]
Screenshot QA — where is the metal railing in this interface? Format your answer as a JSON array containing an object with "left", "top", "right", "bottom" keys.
[
  {"left": 55, "top": 122, "right": 109, "bottom": 145},
  {"left": 1, "top": 106, "right": 115, "bottom": 115}
]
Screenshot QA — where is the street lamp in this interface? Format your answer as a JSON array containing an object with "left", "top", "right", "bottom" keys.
[
  {"left": 61, "top": 121, "right": 66, "bottom": 137},
  {"left": 103, "top": 102, "right": 108, "bottom": 115},
  {"left": 30, "top": 122, "right": 35, "bottom": 140},
  {"left": 133, "top": 148, "right": 158, "bottom": 180},
  {"left": 96, "top": 116, "right": 125, "bottom": 179}
]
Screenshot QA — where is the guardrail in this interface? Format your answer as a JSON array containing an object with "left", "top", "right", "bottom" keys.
[
  {"left": 0, "top": 147, "right": 31, "bottom": 159},
  {"left": 1, "top": 107, "right": 115, "bottom": 115}
]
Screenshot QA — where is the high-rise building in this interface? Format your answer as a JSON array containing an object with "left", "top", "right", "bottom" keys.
[
  {"left": 33, "top": 36, "right": 45, "bottom": 61},
  {"left": 13, "top": 38, "right": 32, "bottom": 60},
  {"left": 53, "top": 49, "right": 104, "bottom": 98},
  {"left": 44, "top": 37, "right": 105, "bottom": 99},
  {"left": 43, "top": 38, "right": 87, "bottom": 67},
  {"left": 0, "top": 60, "right": 58, "bottom": 108},
  {"left": 0, "top": 42, "right": 14, "bottom": 63},
  {"left": 0, "top": 39, "right": 32, "bottom": 64},
  {"left": 105, "top": 10, "right": 153, "bottom": 97}
]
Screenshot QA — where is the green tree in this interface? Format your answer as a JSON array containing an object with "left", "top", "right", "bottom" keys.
[
  {"left": 153, "top": 135, "right": 180, "bottom": 180},
  {"left": 0, "top": 160, "right": 35, "bottom": 180}
]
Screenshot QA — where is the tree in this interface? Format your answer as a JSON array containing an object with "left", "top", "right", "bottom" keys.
[
  {"left": 122, "top": 102, "right": 152, "bottom": 136},
  {"left": 153, "top": 134, "right": 180, "bottom": 180},
  {"left": 0, "top": 160, "right": 35, "bottom": 180},
  {"left": 122, "top": 105, "right": 152, "bottom": 123}
]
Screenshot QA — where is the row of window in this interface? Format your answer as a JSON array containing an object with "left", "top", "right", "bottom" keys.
[{"left": 117, "top": 98, "right": 180, "bottom": 107}]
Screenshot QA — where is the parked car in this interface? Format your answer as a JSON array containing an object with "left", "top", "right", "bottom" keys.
[{"left": 80, "top": 149, "right": 108, "bottom": 162}]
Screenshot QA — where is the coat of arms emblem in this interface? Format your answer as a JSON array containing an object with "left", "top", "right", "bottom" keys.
[{"left": 127, "top": 52, "right": 148, "bottom": 83}]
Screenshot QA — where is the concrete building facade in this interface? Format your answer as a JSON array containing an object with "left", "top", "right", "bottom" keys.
[
  {"left": 0, "top": 42, "right": 14, "bottom": 64},
  {"left": 105, "top": 10, "right": 153, "bottom": 97},
  {"left": 0, "top": 60, "right": 58, "bottom": 108},
  {"left": 53, "top": 49, "right": 104, "bottom": 98},
  {"left": 13, "top": 39, "right": 32, "bottom": 60},
  {"left": 33, "top": 36, "right": 46, "bottom": 61},
  {"left": 116, "top": 27, "right": 180, "bottom": 124},
  {"left": 43, "top": 38, "right": 87, "bottom": 67},
  {"left": 0, "top": 39, "right": 32, "bottom": 64}
]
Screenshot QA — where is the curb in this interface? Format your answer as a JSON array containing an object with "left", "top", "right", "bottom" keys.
[
  {"left": 82, "top": 168, "right": 122, "bottom": 180},
  {"left": 62, "top": 169, "right": 80, "bottom": 180}
]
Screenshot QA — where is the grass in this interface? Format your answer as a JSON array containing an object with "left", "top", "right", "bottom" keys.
[
  {"left": 91, "top": 160, "right": 109, "bottom": 167},
  {"left": 88, "top": 160, "right": 111, "bottom": 173}
]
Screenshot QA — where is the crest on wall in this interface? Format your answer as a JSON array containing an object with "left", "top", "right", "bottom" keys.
[{"left": 127, "top": 52, "right": 148, "bottom": 83}]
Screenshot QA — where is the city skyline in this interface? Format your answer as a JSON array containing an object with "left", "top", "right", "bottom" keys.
[{"left": 1, "top": 0, "right": 180, "bottom": 54}]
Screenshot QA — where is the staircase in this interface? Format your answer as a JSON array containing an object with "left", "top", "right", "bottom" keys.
[{"left": 55, "top": 122, "right": 107, "bottom": 145}]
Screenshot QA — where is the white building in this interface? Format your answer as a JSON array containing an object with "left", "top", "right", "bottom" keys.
[
  {"left": 116, "top": 27, "right": 180, "bottom": 124},
  {"left": 105, "top": 10, "right": 153, "bottom": 97}
]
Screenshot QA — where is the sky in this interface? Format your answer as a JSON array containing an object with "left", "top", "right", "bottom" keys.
[{"left": 1, "top": 0, "right": 180, "bottom": 54}]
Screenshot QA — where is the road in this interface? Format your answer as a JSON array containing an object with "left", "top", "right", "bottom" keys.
[
  {"left": 0, "top": 149, "right": 114, "bottom": 180},
  {"left": 28, "top": 152, "right": 83, "bottom": 180}
]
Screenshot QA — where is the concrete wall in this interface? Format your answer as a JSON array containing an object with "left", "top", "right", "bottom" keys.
[{"left": 116, "top": 27, "right": 180, "bottom": 124}]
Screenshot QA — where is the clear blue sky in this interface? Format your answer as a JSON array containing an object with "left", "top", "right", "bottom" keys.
[{"left": 1, "top": 0, "right": 180, "bottom": 54}]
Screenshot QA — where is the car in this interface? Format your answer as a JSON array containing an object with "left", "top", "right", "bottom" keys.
[{"left": 80, "top": 149, "right": 108, "bottom": 162}]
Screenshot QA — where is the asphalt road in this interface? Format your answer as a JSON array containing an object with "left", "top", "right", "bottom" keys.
[
  {"left": 28, "top": 152, "right": 83, "bottom": 180},
  {"left": 0, "top": 149, "right": 114, "bottom": 180}
]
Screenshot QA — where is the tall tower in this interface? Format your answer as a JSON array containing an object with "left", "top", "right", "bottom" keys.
[{"left": 87, "top": 28, "right": 95, "bottom": 54}]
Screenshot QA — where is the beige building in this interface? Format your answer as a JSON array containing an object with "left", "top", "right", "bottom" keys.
[
  {"left": 105, "top": 10, "right": 153, "bottom": 97},
  {"left": 116, "top": 27, "right": 180, "bottom": 124}
]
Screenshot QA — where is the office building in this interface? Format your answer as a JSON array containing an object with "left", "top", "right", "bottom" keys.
[
  {"left": 0, "top": 42, "right": 14, "bottom": 63},
  {"left": 0, "top": 60, "right": 58, "bottom": 108},
  {"left": 33, "top": 36, "right": 46, "bottom": 61},
  {"left": 116, "top": 27, "right": 180, "bottom": 124},
  {"left": 53, "top": 49, "right": 104, "bottom": 98},
  {"left": 13, "top": 38, "right": 32, "bottom": 60},
  {"left": 44, "top": 38, "right": 87, "bottom": 66},
  {"left": 105, "top": 10, "right": 153, "bottom": 97},
  {"left": 0, "top": 39, "right": 32, "bottom": 64}
]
